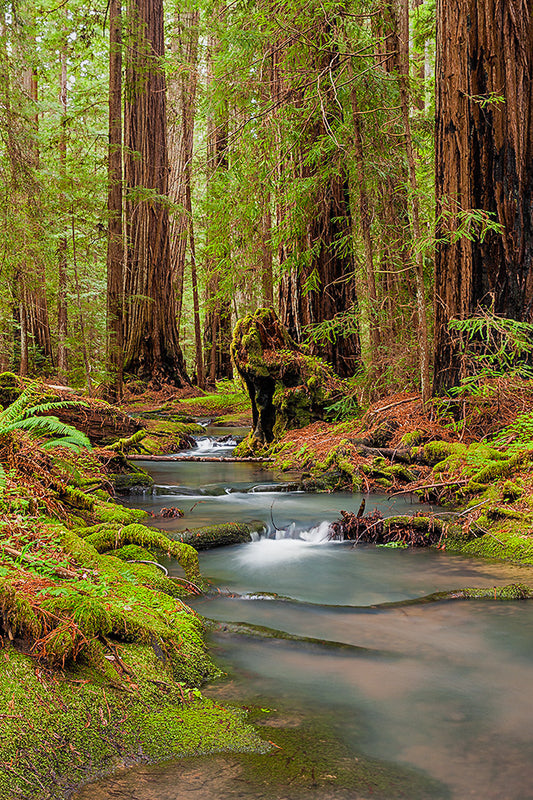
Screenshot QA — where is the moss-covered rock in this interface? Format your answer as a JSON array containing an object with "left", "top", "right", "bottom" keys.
[
  {"left": 110, "top": 471, "right": 154, "bottom": 493},
  {"left": 174, "top": 522, "right": 253, "bottom": 550},
  {"left": 231, "top": 308, "right": 340, "bottom": 445}
]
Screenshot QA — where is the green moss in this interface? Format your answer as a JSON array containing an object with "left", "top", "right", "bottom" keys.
[
  {"left": 107, "top": 429, "right": 147, "bottom": 453},
  {"left": 400, "top": 429, "right": 425, "bottom": 447},
  {"left": 91, "top": 498, "right": 147, "bottom": 525},
  {"left": 449, "top": 526, "right": 533, "bottom": 564},
  {"left": 113, "top": 543, "right": 155, "bottom": 561},
  {"left": 461, "top": 583, "right": 533, "bottom": 600},
  {"left": 382, "top": 515, "right": 445, "bottom": 535},
  {"left": 110, "top": 472, "right": 154, "bottom": 492},
  {"left": 502, "top": 479, "right": 524, "bottom": 502},
  {"left": 416, "top": 440, "right": 467, "bottom": 466},
  {"left": 467, "top": 450, "right": 530, "bottom": 489},
  {"left": 60, "top": 485, "right": 97, "bottom": 511},
  {"left": 84, "top": 522, "right": 201, "bottom": 581},
  {"left": 174, "top": 523, "right": 253, "bottom": 550},
  {"left": 0, "top": 371, "right": 23, "bottom": 407},
  {"left": 0, "top": 579, "right": 42, "bottom": 639},
  {"left": 0, "top": 646, "right": 265, "bottom": 800}
]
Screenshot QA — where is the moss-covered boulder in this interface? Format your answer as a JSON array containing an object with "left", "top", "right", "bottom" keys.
[
  {"left": 231, "top": 308, "right": 340, "bottom": 444},
  {"left": 175, "top": 522, "right": 253, "bottom": 550}
]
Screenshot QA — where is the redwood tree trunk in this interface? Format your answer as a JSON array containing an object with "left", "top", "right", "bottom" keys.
[
  {"left": 57, "top": 30, "right": 68, "bottom": 383},
  {"left": 203, "top": 30, "right": 233, "bottom": 383},
  {"left": 105, "top": 0, "right": 123, "bottom": 401},
  {"left": 123, "top": 0, "right": 189, "bottom": 388},
  {"left": 434, "top": 0, "right": 533, "bottom": 393},
  {"left": 168, "top": 6, "right": 200, "bottom": 330}
]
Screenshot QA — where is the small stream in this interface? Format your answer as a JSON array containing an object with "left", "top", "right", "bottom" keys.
[{"left": 78, "top": 432, "right": 533, "bottom": 800}]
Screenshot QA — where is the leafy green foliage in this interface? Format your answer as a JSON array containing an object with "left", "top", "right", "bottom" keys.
[
  {"left": 492, "top": 412, "right": 533, "bottom": 454},
  {"left": 447, "top": 310, "right": 533, "bottom": 395}
]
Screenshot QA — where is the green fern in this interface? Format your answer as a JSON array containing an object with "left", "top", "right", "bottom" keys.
[{"left": 0, "top": 388, "right": 91, "bottom": 454}]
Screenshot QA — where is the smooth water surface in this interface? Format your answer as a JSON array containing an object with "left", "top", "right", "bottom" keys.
[
  {"left": 123, "top": 456, "right": 431, "bottom": 537},
  {"left": 83, "top": 449, "right": 533, "bottom": 800}
]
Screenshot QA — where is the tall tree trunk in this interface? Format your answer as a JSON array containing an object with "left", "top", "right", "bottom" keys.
[
  {"left": 22, "top": 62, "right": 54, "bottom": 373},
  {"left": 123, "top": 0, "right": 189, "bottom": 388},
  {"left": 261, "top": 198, "right": 274, "bottom": 306},
  {"left": 167, "top": 6, "right": 200, "bottom": 332},
  {"left": 105, "top": 0, "right": 123, "bottom": 401},
  {"left": 57, "top": 29, "right": 69, "bottom": 383},
  {"left": 188, "top": 187, "right": 204, "bottom": 389},
  {"left": 433, "top": 0, "right": 533, "bottom": 393},
  {"left": 397, "top": 0, "right": 431, "bottom": 401},
  {"left": 71, "top": 216, "right": 92, "bottom": 393},
  {"left": 203, "top": 31, "right": 232, "bottom": 384},
  {"left": 347, "top": 58, "right": 380, "bottom": 365}
]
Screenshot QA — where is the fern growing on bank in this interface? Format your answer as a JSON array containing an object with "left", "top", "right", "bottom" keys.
[{"left": 0, "top": 388, "right": 92, "bottom": 491}]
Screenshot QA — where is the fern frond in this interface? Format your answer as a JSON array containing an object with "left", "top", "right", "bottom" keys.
[
  {"left": 0, "top": 387, "right": 40, "bottom": 425},
  {"left": 22, "top": 400, "right": 89, "bottom": 419},
  {"left": 41, "top": 436, "right": 90, "bottom": 453},
  {"left": 3, "top": 416, "right": 91, "bottom": 449}
]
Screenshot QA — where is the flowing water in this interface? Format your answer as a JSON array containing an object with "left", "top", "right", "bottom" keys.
[{"left": 78, "top": 433, "right": 533, "bottom": 800}]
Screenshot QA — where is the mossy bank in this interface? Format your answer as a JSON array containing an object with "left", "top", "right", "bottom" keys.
[{"left": 0, "top": 464, "right": 266, "bottom": 798}]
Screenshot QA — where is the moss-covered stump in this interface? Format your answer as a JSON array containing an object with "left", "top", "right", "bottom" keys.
[
  {"left": 174, "top": 523, "right": 253, "bottom": 550},
  {"left": 231, "top": 308, "right": 341, "bottom": 446},
  {"left": 0, "top": 646, "right": 266, "bottom": 800},
  {"left": 0, "top": 371, "right": 23, "bottom": 407}
]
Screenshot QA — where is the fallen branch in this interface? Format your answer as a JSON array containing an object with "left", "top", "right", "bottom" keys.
[
  {"left": 389, "top": 479, "right": 469, "bottom": 497},
  {"left": 0, "top": 544, "right": 80, "bottom": 580},
  {"left": 367, "top": 396, "right": 421, "bottom": 415}
]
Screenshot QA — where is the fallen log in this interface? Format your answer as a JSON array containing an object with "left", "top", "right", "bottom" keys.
[
  {"left": 354, "top": 444, "right": 413, "bottom": 463},
  {"left": 126, "top": 454, "right": 272, "bottom": 463},
  {"left": 53, "top": 404, "right": 141, "bottom": 445},
  {"left": 174, "top": 523, "right": 253, "bottom": 550}
]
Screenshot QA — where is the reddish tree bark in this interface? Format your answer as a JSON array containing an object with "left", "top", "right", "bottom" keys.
[
  {"left": 105, "top": 0, "right": 124, "bottom": 401},
  {"left": 434, "top": 0, "right": 533, "bottom": 393},
  {"left": 123, "top": 0, "right": 189, "bottom": 387}
]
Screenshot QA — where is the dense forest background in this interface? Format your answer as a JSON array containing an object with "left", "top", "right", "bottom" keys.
[{"left": 0, "top": 0, "right": 531, "bottom": 404}]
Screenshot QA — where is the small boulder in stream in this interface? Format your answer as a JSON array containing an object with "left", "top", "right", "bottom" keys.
[{"left": 231, "top": 308, "right": 341, "bottom": 445}]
